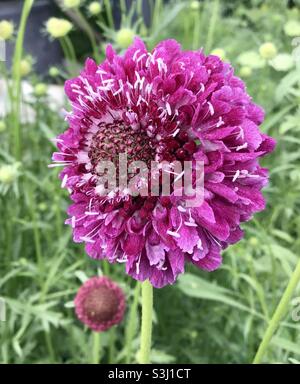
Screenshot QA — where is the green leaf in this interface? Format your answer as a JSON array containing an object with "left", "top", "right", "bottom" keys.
[
  {"left": 272, "top": 336, "right": 300, "bottom": 356},
  {"left": 177, "top": 273, "right": 262, "bottom": 318}
]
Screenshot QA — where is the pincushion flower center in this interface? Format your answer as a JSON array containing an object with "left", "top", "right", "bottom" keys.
[
  {"left": 83, "top": 286, "right": 119, "bottom": 322},
  {"left": 88, "top": 120, "right": 156, "bottom": 174}
]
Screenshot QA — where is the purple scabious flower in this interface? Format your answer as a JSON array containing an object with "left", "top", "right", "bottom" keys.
[
  {"left": 52, "top": 38, "right": 276, "bottom": 288},
  {"left": 74, "top": 276, "right": 125, "bottom": 332}
]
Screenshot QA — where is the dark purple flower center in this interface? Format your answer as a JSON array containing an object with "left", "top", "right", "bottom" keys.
[
  {"left": 83, "top": 285, "right": 120, "bottom": 323},
  {"left": 88, "top": 120, "right": 156, "bottom": 172}
]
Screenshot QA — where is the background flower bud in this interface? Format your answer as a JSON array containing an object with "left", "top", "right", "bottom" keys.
[
  {"left": 89, "top": 1, "right": 102, "bottom": 15},
  {"left": 63, "top": 0, "right": 81, "bottom": 9},
  {"left": 0, "top": 20, "right": 14, "bottom": 40},
  {"left": 115, "top": 28, "right": 135, "bottom": 49},
  {"left": 20, "top": 59, "right": 32, "bottom": 77},
  {"left": 46, "top": 18, "right": 72, "bottom": 39},
  {"left": 259, "top": 42, "right": 277, "bottom": 60}
]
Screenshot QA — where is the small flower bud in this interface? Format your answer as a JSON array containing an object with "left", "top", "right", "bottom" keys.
[
  {"left": 284, "top": 20, "right": 300, "bottom": 37},
  {"left": 46, "top": 18, "right": 72, "bottom": 39},
  {"left": 89, "top": 2, "right": 102, "bottom": 15},
  {"left": 259, "top": 42, "right": 277, "bottom": 60},
  {"left": 249, "top": 237, "right": 259, "bottom": 247},
  {"left": 0, "top": 20, "right": 14, "bottom": 40},
  {"left": 240, "top": 66, "right": 252, "bottom": 77},
  {"left": 115, "top": 28, "right": 135, "bottom": 49},
  {"left": 49, "top": 66, "right": 60, "bottom": 77},
  {"left": 210, "top": 48, "right": 226, "bottom": 61},
  {"left": 34, "top": 83, "right": 47, "bottom": 97},
  {"left": 20, "top": 59, "right": 32, "bottom": 77},
  {"left": 0, "top": 164, "right": 19, "bottom": 184},
  {"left": 63, "top": 0, "right": 81, "bottom": 8},
  {"left": 190, "top": 1, "right": 200, "bottom": 10}
]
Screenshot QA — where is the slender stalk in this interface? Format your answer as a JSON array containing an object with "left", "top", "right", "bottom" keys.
[
  {"left": 192, "top": 8, "right": 201, "bottom": 50},
  {"left": 27, "top": 183, "right": 44, "bottom": 278},
  {"left": 92, "top": 332, "right": 101, "bottom": 364},
  {"left": 108, "top": 328, "right": 115, "bottom": 364},
  {"left": 125, "top": 282, "right": 140, "bottom": 364},
  {"left": 253, "top": 258, "right": 300, "bottom": 364},
  {"left": 60, "top": 36, "right": 77, "bottom": 77},
  {"left": 11, "top": 0, "right": 34, "bottom": 160},
  {"left": 74, "top": 9, "right": 99, "bottom": 61},
  {"left": 139, "top": 280, "right": 153, "bottom": 364},
  {"left": 104, "top": 0, "right": 114, "bottom": 29},
  {"left": 205, "top": 0, "right": 219, "bottom": 53},
  {"left": 63, "top": 35, "right": 77, "bottom": 64}
]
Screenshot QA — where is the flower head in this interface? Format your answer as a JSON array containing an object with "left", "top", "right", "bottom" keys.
[
  {"left": 240, "top": 66, "right": 252, "bottom": 78},
  {"left": 63, "top": 0, "right": 81, "bottom": 8},
  {"left": 284, "top": 20, "right": 300, "bottom": 37},
  {"left": 211, "top": 48, "right": 226, "bottom": 61},
  {"left": 34, "top": 83, "right": 47, "bottom": 97},
  {"left": 190, "top": 1, "right": 200, "bottom": 10},
  {"left": 0, "top": 20, "right": 14, "bottom": 40},
  {"left": 52, "top": 38, "right": 275, "bottom": 288},
  {"left": 46, "top": 18, "right": 72, "bottom": 39},
  {"left": 74, "top": 276, "right": 125, "bottom": 332},
  {"left": 89, "top": 2, "right": 102, "bottom": 15},
  {"left": 0, "top": 162, "right": 20, "bottom": 195},
  {"left": 259, "top": 42, "right": 277, "bottom": 60},
  {"left": 49, "top": 66, "right": 60, "bottom": 77},
  {"left": 115, "top": 28, "right": 135, "bottom": 49},
  {"left": 0, "top": 163, "right": 19, "bottom": 184},
  {"left": 20, "top": 58, "right": 32, "bottom": 77}
]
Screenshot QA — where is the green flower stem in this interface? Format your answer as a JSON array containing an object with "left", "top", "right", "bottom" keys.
[
  {"left": 192, "top": 8, "right": 201, "bottom": 50},
  {"left": 92, "top": 332, "right": 101, "bottom": 364},
  {"left": 104, "top": 0, "right": 114, "bottom": 29},
  {"left": 60, "top": 36, "right": 77, "bottom": 76},
  {"left": 11, "top": 0, "right": 34, "bottom": 160},
  {"left": 63, "top": 35, "right": 77, "bottom": 64},
  {"left": 205, "top": 0, "right": 219, "bottom": 53},
  {"left": 125, "top": 281, "right": 140, "bottom": 364},
  {"left": 139, "top": 280, "right": 153, "bottom": 364},
  {"left": 74, "top": 9, "right": 99, "bottom": 62},
  {"left": 108, "top": 327, "right": 115, "bottom": 364},
  {"left": 253, "top": 258, "right": 300, "bottom": 364}
]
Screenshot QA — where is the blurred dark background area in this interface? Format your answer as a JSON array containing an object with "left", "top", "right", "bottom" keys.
[{"left": 0, "top": 0, "right": 152, "bottom": 75}]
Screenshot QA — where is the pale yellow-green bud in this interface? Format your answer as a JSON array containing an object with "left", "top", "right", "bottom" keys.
[
  {"left": 249, "top": 237, "right": 259, "bottom": 247},
  {"left": 115, "top": 28, "right": 135, "bottom": 49},
  {"left": 0, "top": 120, "right": 6, "bottom": 132},
  {"left": 46, "top": 18, "right": 73, "bottom": 39},
  {"left": 0, "top": 20, "right": 14, "bottom": 40},
  {"left": 0, "top": 164, "right": 19, "bottom": 184},
  {"left": 38, "top": 202, "right": 47, "bottom": 212},
  {"left": 259, "top": 42, "right": 277, "bottom": 60},
  {"left": 49, "top": 66, "right": 60, "bottom": 77},
  {"left": 240, "top": 66, "right": 252, "bottom": 77},
  {"left": 89, "top": 2, "right": 102, "bottom": 15},
  {"left": 19, "top": 258, "right": 28, "bottom": 266},
  {"left": 190, "top": 1, "right": 200, "bottom": 10},
  {"left": 20, "top": 59, "right": 32, "bottom": 77},
  {"left": 34, "top": 83, "right": 47, "bottom": 96},
  {"left": 284, "top": 20, "right": 300, "bottom": 37},
  {"left": 210, "top": 48, "right": 226, "bottom": 61},
  {"left": 63, "top": 0, "right": 81, "bottom": 8}
]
